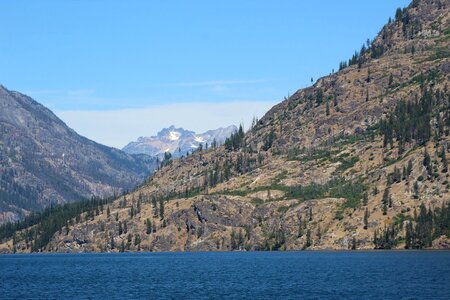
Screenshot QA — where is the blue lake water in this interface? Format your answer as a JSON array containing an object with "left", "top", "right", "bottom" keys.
[{"left": 1, "top": 251, "right": 449, "bottom": 299}]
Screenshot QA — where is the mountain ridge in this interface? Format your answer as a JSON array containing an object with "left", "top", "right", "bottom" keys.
[
  {"left": 0, "top": 85, "right": 158, "bottom": 224},
  {"left": 122, "top": 125, "right": 237, "bottom": 158},
  {"left": 1, "top": 0, "right": 449, "bottom": 253}
]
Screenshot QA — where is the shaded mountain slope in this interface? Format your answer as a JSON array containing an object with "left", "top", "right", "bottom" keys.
[{"left": 0, "top": 86, "right": 157, "bottom": 223}]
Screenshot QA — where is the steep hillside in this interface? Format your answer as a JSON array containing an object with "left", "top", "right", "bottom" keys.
[
  {"left": 0, "top": 86, "right": 157, "bottom": 223},
  {"left": 2, "top": 0, "right": 449, "bottom": 253},
  {"left": 122, "top": 125, "right": 237, "bottom": 158}
]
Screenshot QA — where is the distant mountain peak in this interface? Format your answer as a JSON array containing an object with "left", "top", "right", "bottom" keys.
[{"left": 123, "top": 125, "right": 237, "bottom": 157}]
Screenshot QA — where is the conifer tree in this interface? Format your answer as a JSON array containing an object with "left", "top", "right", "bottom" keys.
[
  {"left": 130, "top": 206, "right": 135, "bottom": 218},
  {"left": 159, "top": 199, "right": 165, "bottom": 220},
  {"left": 406, "top": 160, "right": 413, "bottom": 178},
  {"left": 137, "top": 194, "right": 142, "bottom": 214},
  {"left": 127, "top": 234, "right": 132, "bottom": 249},
  {"left": 364, "top": 208, "right": 369, "bottom": 230},
  {"left": 152, "top": 197, "right": 158, "bottom": 217},
  {"left": 120, "top": 240, "right": 125, "bottom": 253},
  {"left": 305, "top": 229, "right": 312, "bottom": 248},
  {"left": 382, "top": 188, "right": 389, "bottom": 215},
  {"left": 405, "top": 221, "right": 413, "bottom": 249},
  {"left": 297, "top": 217, "right": 304, "bottom": 238},
  {"left": 316, "top": 88, "right": 324, "bottom": 106},
  {"left": 441, "top": 147, "right": 448, "bottom": 173},
  {"left": 238, "top": 229, "right": 244, "bottom": 248},
  {"left": 118, "top": 221, "right": 123, "bottom": 235},
  {"left": 134, "top": 234, "right": 141, "bottom": 247},
  {"left": 230, "top": 230, "right": 237, "bottom": 250},
  {"left": 146, "top": 218, "right": 152, "bottom": 234},
  {"left": 423, "top": 149, "right": 432, "bottom": 177},
  {"left": 351, "top": 236, "right": 357, "bottom": 250},
  {"left": 413, "top": 181, "right": 420, "bottom": 198},
  {"left": 388, "top": 73, "right": 394, "bottom": 87},
  {"left": 363, "top": 192, "right": 369, "bottom": 206}
]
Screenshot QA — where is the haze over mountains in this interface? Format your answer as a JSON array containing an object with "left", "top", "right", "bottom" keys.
[
  {"left": 0, "top": 85, "right": 158, "bottom": 224},
  {"left": 122, "top": 125, "right": 237, "bottom": 158}
]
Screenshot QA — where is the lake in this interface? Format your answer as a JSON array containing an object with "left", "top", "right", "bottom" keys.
[{"left": 1, "top": 251, "right": 449, "bottom": 299}]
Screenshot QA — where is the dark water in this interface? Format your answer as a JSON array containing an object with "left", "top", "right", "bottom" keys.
[{"left": 1, "top": 251, "right": 449, "bottom": 299}]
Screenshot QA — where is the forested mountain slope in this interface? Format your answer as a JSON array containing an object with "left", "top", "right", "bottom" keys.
[
  {"left": 1, "top": 0, "right": 449, "bottom": 253},
  {"left": 0, "top": 86, "right": 157, "bottom": 224}
]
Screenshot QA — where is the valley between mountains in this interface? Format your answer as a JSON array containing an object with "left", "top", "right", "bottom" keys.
[{"left": 1, "top": 0, "right": 449, "bottom": 253}]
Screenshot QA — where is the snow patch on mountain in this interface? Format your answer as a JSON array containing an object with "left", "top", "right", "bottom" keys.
[
  {"left": 168, "top": 131, "right": 181, "bottom": 141},
  {"left": 194, "top": 136, "right": 205, "bottom": 143}
]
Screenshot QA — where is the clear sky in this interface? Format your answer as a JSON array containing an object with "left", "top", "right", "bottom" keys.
[{"left": 0, "top": 0, "right": 411, "bottom": 148}]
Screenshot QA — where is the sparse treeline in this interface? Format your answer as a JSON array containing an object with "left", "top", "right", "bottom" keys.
[
  {"left": 374, "top": 202, "right": 450, "bottom": 249},
  {"left": 224, "top": 124, "right": 245, "bottom": 151},
  {"left": 338, "top": 3, "right": 424, "bottom": 72}
]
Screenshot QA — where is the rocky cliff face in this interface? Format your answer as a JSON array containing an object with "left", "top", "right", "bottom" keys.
[
  {"left": 0, "top": 86, "right": 157, "bottom": 223},
  {"left": 2, "top": 0, "right": 450, "bottom": 253},
  {"left": 122, "top": 125, "right": 237, "bottom": 158}
]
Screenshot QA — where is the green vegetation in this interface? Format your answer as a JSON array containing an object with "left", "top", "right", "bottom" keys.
[
  {"left": 380, "top": 90, "right": 433, "bottom": 152},
  {"left": 224, "top": 125, "right": 245, "bottom": 151},
  {"left": 425, "top": 47, "right": 450, "bottom": 61},
  {"left": 374, "top": 202, "right": 450, "bottom": 249},
  {"left": 145, "top": 218, "right": 153, "bottom": 234},
  {"left": 261, "top": 228, "right": 286, "bottom": 251},
  {"left": 159, "top": 152, "right": 173, "bottom": 168},
  {"left": 373, "top": 225, "right": 398, "bottom": 249},
  {"left": 405, "top": 203, "right": 450, "bottom": 249},
  {"left": 227, "top": 177, "right": 367, "bottom": 212},
  {"left": 262, "top": 130, "right": 276, "bottom": 151},
  {"left": 286, "top": 148, "right": 339, "bottom": 162},
  {"left": 395, "top": 6, "right": 422, "bottom": 39},
  {"left": 0, "top": 196, "right": 112, "bottom": 252},
  {"left": 334, "top": 156, "right": 359, "bottom": 173},
  {"left": 230, "top": 229, "right": 245, "bottom": 250},
  {"left": 287, "top": 146, "right": 359, "bottom": 174},
  {"left": 277, "top": 206, "right": 290, "bottom": 213},
  {"left": 286, "top": 178, "right": 366, "bottom": 208}
]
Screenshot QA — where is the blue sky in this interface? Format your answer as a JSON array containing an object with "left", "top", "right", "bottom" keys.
[{"left": 0, "top": 0, "right": 410, "bottom": 147}]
